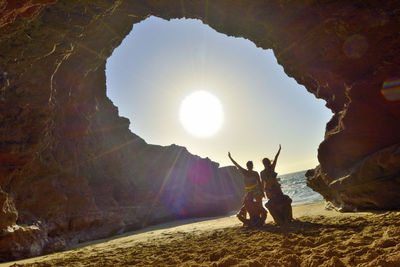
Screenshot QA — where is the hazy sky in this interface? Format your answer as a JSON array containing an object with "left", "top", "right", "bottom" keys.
[{"left": 106, "top": 17, "right": 332, "bottom": 175}]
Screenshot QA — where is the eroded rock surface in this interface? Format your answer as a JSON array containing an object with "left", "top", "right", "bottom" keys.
[
  {"left": 0, "top": 0, "right": 56, "bottom": 27},
  {"left": 0, "top": 0, "right": 399, "bottom": 261},
  {"left": 307, "top": 143, "right": 400, "bottom": 211}
]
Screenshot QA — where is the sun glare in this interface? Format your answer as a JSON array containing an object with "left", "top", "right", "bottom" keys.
[{"left": 179, "top": 91, "right": 224, "bottom": 137}]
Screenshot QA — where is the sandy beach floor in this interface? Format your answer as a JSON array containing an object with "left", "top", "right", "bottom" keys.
[{"left": 3, "top": 201, "right": 400, "bottom": 267}]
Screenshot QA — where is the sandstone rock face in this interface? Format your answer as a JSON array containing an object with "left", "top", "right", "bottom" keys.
[
  {"left": 307, "top": 143, "right": 400, "bottom": 211},
  {"left": 0, "top": 0, "right": 399, "bottom": 261}
]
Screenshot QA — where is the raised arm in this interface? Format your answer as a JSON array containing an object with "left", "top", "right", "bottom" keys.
[
  {"left": 228, "top": 152, "right": 247, "bottom": 174},
  {"left": 271, "top": 144, "right": 281, "bottom": 171}
]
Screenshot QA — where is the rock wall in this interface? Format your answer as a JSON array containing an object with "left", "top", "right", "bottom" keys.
[
  {"left": 0, "top": 0, "right": 56, "bottom": 27},
  {"left": 0, "top": 0, "right": 399, "bottom": 261}
]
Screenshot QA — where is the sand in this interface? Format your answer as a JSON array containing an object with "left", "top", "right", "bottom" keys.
[{"left": 3, "top": 201, "right": 400, "bottom": 267}]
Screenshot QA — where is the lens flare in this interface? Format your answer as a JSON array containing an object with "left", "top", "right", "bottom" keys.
[
  {"left": 381, "top": 77, "right": 400, "bottom": 101},
  {"left": 188, "top": 159, "right": 212, "bottom": 185}
]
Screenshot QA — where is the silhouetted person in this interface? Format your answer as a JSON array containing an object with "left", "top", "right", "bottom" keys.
[
  {"left": 261, "top": 145, "right": 293, "bottom": 224},
  {"left": 228, "top": 152, "right": 266, "bottom": 227}
]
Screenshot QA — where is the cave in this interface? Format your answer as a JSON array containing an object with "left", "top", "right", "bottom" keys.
[{"left": 0, "top": 0, "right": 399, "bottom": 261}]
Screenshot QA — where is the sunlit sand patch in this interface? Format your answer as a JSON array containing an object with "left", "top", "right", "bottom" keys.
[{"left": 5, "top": 202, "right": 400, "bottom": 267}]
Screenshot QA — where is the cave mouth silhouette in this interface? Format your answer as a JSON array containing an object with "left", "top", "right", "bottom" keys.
[
  {"left": 105, "top": 16, "right": 332, "bottom": 174},
  {"left": 2, "top": 2, "right": 399, "bottom": 261}
]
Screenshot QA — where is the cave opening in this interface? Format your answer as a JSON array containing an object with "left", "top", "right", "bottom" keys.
[{"left": 105, "top": 16, "right": 332, "bottom": 175}]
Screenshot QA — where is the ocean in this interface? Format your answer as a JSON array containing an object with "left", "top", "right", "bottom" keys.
[{"left": 274, "top": 170, "right": 323, "bottom": 206}]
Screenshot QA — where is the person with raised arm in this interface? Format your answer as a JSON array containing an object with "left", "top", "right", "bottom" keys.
[
  {"left": 261, "top": 145, "right": 293, "bottom": 224},
  {"left": 228, "top": 152, "right": 266, "bottom": 226}
]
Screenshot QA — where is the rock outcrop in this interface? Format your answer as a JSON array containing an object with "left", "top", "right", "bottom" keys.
[{"left": 0, "top": 0, "right": 399, "bottom": 261}]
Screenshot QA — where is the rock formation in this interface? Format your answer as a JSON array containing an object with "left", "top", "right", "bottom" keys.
[
  {"left": 0, "top": 0, "right": 399, "bottom": 261},
  {"left": 0, "top": 0, "right": 56, "bottom": 27}
]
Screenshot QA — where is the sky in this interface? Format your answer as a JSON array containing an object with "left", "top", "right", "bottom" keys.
[{"left": 106, "top": 16, "right": 333, "bottom": 175}]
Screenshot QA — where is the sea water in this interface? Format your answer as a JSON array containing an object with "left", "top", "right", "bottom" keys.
[{"left": 276, "top": 170, "right": 323, "bottom": 206}]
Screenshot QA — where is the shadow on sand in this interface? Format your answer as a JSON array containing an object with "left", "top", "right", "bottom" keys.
[{"left": 237, "top": 216, "right": 370, "bottom": 236}]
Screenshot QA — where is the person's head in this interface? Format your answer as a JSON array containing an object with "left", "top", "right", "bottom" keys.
[
  {"left": 246, "top": 161, "right": 253, "bottom": 170},
  {"left": 262, "top": 158, "right": 272, "bottom": 169}
]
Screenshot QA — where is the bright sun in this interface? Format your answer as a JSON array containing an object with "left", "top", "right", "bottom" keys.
[{"left": 179, "top": 91, "right": 224, "bottom": 137}]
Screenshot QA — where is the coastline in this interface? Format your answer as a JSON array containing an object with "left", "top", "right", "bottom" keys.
[{"left": 4, "top": 201, "right": 400, "bottom": 266}]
